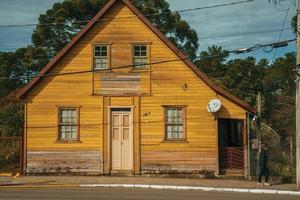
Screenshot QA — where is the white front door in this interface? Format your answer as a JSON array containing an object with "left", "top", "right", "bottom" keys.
[{"left": 111, "top": 111, "right": 132, "bottom": 171}]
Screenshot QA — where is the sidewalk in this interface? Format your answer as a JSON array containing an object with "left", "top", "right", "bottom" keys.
[{"left": 0, "top": 175, "right": 299, "bottom": 192}]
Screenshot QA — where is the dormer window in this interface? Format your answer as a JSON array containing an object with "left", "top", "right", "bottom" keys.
[
  {"left": 93, "top": 44, "right": 109, "bottom": 70},
  {"left": 133, "top": 44, "right": 148, "bottom": 69}
]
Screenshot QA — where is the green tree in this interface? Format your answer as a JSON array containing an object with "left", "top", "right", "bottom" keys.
[
  {"left": 0, "top": 52, "right": 24, "bottom": 97},
  {"left": 0, "top": 46, "right": 48, "bottom": 97},
  {"left": 0, "top": 101, "right": 24, "bottom": 137},
  {"left": 263, "top": 52, "right": 296, "bottom": 139},
  {"left": 262, "top": 52, "right": 296, "bottom": 177},
  {"left": 32, "top": 0, "right": 199, "bottom": 60},
  {"left": 224, "top": 57, "right": 265, "bottom": 105},
  {"left": 196, "top": 49, "right": 265, "bottom": 106},
  {"left": 196, "top": 45, "right": 229, "bottom": 85}
]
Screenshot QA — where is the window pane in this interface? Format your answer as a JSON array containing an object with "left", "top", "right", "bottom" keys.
[
  {"left": 133, "top": 58, "right": 147, "bottom": 69},
  {"left": 98, "top": 63, "right": 107, "bottom": 69},
  {"left": 133, "top": 45, "right": 147, "bottom": 66},
  {"left": 70, "top": 110, "right": 76, "bottom": 123},
  {"left": 101, "top": 58, "right": 107, "bottom": 64},
  {"left": 60, "top": 126, "right": 67, "bottom": 139},
  {"left": 94, "top": 46, "right": 101, "bottom": 57},
  {"left": 134, "top": 45, "right": 140, "bottom": 56},
  {"left": 100, "top": 46, "right": 107, "bottom": 53},
  {"left": 94, "top": 45, "right": 108, "bottom": 69},
  {"left": 140, "top": 45, "right": 146, "bottom": 51},
  {"left": 165, "top": 107, "right": 184, "bottom": 140},
  {"left": 94, "top": 51, "right": 101, "bottom": 57},
  {"left": 167, "top": 125, "right": 172, "bottom": 139},
  {"left": 95, "top": 45, "right": 107, "bottom": 55},
  {"left": 171, "top": 109, "right": 176, "bottom": 117},
  {"left": 167, "top": 116, "right": 172, "bottom": 124},
  {"left": 60, "top": 109, "right": 76, "bottom": 124},
  {"left": 100, "top": 51, "right": 107, "bottom": 57},
  {"left": 178, "top": 132, "right": 183, "bottom": 139},
  {"left": 95, "top": 46, "right": 101, "bottom": 51},
  {"left": 141, "top": 49, "right": 147, "bottom": 56},
  {"left": 59, "top": 108, "right": 78, "bottom": 140},
  {"left": 94, "top": 58, "right": 108, "bottom": 69},
  {"left": 178, "top": 125, "right": 183, "bottom": 132}
]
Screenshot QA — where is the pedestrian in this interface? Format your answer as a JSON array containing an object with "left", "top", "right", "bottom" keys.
[{"left": 257, "top": 144, "right": 270, "bottom": 186}]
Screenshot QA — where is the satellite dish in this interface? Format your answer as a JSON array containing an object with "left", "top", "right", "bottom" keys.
[
  {"left": 207, "top": 99, "right": 221, "bottom": 113},
  {"left": 261, "top": 122, "right": 280, "bottom": 146}
]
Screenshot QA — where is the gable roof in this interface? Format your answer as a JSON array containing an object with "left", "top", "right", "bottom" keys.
[{"left": 16, "top": 0, "right": 256, "bottom": 113}]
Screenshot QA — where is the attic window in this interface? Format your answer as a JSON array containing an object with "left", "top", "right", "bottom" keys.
[
  {"left": 93, "top": 44, "right": 109, "bottom": 70},
  {"left": 133, "top": 45, "right": 148, "bottom": 69}
]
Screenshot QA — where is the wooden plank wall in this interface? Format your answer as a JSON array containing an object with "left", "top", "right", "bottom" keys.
[
  {"left": 25, "top": 1, "right": 247, "bottom": 175},
  {"left": 93, "top": 72, "right": 142, "bottom": 95},
  {"left": 27, "top": 150, "right": 102, "bottom": 174}
]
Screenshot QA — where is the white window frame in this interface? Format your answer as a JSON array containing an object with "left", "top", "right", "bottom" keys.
[
  {"left": 93, "top": 44, "right": 109, "bottom": 70},
  {"left": 164, "top": 106, "right": 186, "bottom": 141},
  {"left": 58, "top": 107, "right": 79, "bottom": 141},
  {"left": 133, "top": 44, "right": 148, "bottom": 69}
]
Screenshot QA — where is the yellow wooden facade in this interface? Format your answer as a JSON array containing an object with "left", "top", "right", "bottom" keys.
[{"left": 23, "top": 0, "right": 251, "bottom": 176}]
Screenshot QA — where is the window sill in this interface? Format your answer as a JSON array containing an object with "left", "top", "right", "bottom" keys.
[
  {"left": 55, "top": 140, "right": 82, "bottom": 144},
  {"left": 161, "top": 140, "right": 189, "bottom": 144}
]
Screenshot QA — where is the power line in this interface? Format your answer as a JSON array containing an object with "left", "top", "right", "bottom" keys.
[
  {"left": 14, "top": 116, "right": 228, "bottom": 129},
  {"left": 272, "top": 0, "right": 291, "bottom": 11},
  {"left": 0, "top": 38, "right": 295, "bottom": 81},
  {"left": 0, "top": 55, "right": 206, "bottom": 81},
  {"left": 199, "top": 27, "right": 292, "bottom": 40},
  {"left": 277, "top": 0, "right": 293, "bottom": 43},
  {"left": 272, "top": 0, "right": 293, "bottom": 61},
  {"left": 0, "top": 27, "right": 293, "bottom": 51},
  {"left": 0, "top": 0, "right": 254, "bottom": 28}
]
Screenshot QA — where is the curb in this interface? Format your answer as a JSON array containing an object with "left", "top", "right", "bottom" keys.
[
  {"left": 79, "top": 184, "right": 300, "bottom": 196},
  {"left": 0, "top": 184, "right": 77, "bottom": 188},
  {"left": 0, "top": 173, "right": 12, "bottom": 177}
]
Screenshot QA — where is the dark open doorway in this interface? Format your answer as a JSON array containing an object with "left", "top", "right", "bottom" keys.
[{"left": 218, "top": 118, "right": 244, "bottom": 175}]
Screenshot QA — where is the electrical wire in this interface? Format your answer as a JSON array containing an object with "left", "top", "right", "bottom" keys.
[
  {"left": 273, "top": 0, "right": 290, "bottom": 11},
  {"left": 272, "top": 0, "right": 293, "bottom": 61},
  {"left": 0, "top": 54, "right": 206, "bottom": 80},
  {"left": 0, "top": 27, "right": 293, "bottom": 51},
  {"left": 199, "top": 27, "right": 292, "bottom": 40},
  {"left": 0, "top": 0, "right": 255, "bottom": 28},
  {"left": 0, "top": 38, "right": 296, "bottom": 81}
]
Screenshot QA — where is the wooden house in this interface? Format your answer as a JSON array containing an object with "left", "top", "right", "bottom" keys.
[{"left": 17, "top": 0, "right": 256, "bottom": 177}]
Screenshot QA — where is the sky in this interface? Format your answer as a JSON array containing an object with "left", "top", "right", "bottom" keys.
[{"left": 0, "top": 0, "right": 297, "bottom": 62}]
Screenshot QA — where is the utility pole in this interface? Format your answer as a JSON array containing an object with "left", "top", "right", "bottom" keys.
[
  {"left": 256, "top": 92, "right": 262, "bottom": 180},
  {"left": 296, "top": 0, "right": 300, "bottom": 188}
]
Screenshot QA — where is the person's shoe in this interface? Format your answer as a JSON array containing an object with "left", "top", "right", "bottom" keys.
[
  {"left": 257, "top": 182, "right": 262, "bottom": 186},
  {"left": 264, "top": 183, "right": 270, "bottom": 186}
]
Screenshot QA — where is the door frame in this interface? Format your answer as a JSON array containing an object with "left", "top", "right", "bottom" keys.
[
  {"left": 217, "top": 117, "right": 246, "bottom": 176},
  {"left": 108, "top": 106, "right": 134, "bottom": 173}
]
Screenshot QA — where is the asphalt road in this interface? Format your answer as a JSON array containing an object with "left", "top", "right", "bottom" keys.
[{"left": 0, "top": 188, "right": 298, "bottom": 200}]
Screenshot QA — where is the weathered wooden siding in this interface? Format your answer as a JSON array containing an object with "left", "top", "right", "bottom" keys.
[
  {"left": 25, "top": 1, "right": 247, "bottom": 175},
  {"left": 26, "top": 151, "right": 102, "bottom": 174}
]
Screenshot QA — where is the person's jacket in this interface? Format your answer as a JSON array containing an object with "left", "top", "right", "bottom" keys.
[{"left": 259, "top": 150, "right": 268, "bottom": 169}]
